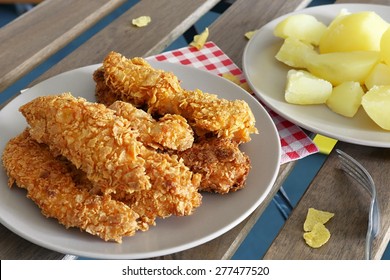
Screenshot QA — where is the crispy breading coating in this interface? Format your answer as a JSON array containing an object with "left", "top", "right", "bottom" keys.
[
  {"left": 100, "top": 55, "right": 182, "bottom": 110},
  {"left": 18, "top": 93, "right": 201, "bottom": 228},
  {"left": 93, "top": 66, "right": 121, "bottom": 106},
  {"left": 19, "top": 93, "right": 151, "bottom": 195},
  {"left": 2, "top": 130, "right": 142, "bottom": 242},
  {"left": 117, "top": 146, "right": 202, "bottom": 225},
  {"left": 107, "top": 102, "right": 202, "bottom": 220},
  {"left": 176, "top": 137, "right": 250, "bottom": 194},
  {"left": 109, "top": 101, "right": 194, "bottom": 151},
  {"left": 100, "top": 51, "right": 258, "bottom": 143}
]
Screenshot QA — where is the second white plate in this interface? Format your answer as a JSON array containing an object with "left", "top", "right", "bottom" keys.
[{"left": 243, "top": 3, "right": 390, "bottom": 147}]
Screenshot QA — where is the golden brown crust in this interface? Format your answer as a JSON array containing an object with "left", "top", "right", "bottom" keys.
[
  {"left": 2, "top": 130, "right": 142, "bottom": 243},
  {"left": 100, "top": 51, "right": 258, "bottom": 143},
  {"left": 19, "top": 93, "right": 150, "bottom": 195},
  {"left": 176, "top": 137, "right": 250, "bottom": 194},
  {"left": 93, "top": 66, "right": 121, "bottom": 106},
  {"left": 109, "top": 101, "right": 194, "bottom": 151},
  {"left": 14, "top": 93, "right": 203, "bottom": 237},
  {"left": 117, "top": 147, "right": 202, "bottom": 224},
  {"left": 93, "top": 51, "right": 256, "bottom": 193},
  {"left": 102, "top": 53, "right": 182, "bottom": 110}
]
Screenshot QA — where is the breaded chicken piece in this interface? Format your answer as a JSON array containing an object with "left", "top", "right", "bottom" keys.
[
  {"left": 109, "top": 101, "right": 193, "bottom": 151},
  {"left": 176, "top": 137, "right": 250, "bottom": 194},
  {"left": 98, "top": 56, "right": 182, "bottom": 110},
  {"left": 117, "top": 147, "right": 202, "bottom": 226},
  {"left": 99, "top": 51, "right": 258, "bottom": 143},
  {"left": 19, "top": 93, "right": 202, "bottom": 225},
  {"left": 19, "top": 93, "right": 150, "bottom": 196},
  {"left": 2, "top": 129, "right": 142, "bottom": 243},
  {"left": 108, "top": 102, "right": 202, "bottom": 219}
]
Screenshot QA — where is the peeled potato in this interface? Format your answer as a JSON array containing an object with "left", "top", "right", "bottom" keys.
[
  {"left": 274, "top": 14, "right": 327, "bottom": 46},
  {"left": 305, "top": 51, "right": 380, "bottom": 86},
  {"left": 365, "top": 63, "right": 390, "bottom": 90},
  {"left": 285, "top": 69, "right": 332, "bottom": 105},
  {"left": 319, "top": 11, "right": 389, "bottom": 53},
  {"left": 273, "top": 10, "right": 390, "bottom": 131},
  {"left": 326, "top": 81, "right": 364, "bottom": 118},
  {"left": 275, "top": 37, "right": 317, "bottom": 68},
  {"left": 380, "top": 28, "right": 390, "bottom": 66},
  {"left": 361, "top": 85, "right": 390, "bottom": 130}
]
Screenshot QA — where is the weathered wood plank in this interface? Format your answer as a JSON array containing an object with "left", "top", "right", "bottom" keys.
[
  {"left": 264, "top": 141, "right": 390, "bottom": 260},
  {"left": 208, "top": 0, "right": 311, "bottom": 68},
  {"left": 0, "top": 0, "right": 127, "bottom": 93},
  {"left": 33, "top": 0, "right": 221, "bottom": 84}
]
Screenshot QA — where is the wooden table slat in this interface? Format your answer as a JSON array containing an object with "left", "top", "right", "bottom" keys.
[
  {"left": 33, "top": 0, "right": 221, "bottom": 85},
  {"left": 0, "top": 0, "right": 127, "bottom": 93},
  {"left": 208, "top": 0, "right": 311, "bottom": 68}
]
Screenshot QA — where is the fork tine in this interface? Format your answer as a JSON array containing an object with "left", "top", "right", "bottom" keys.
[
  {"left": 338, "top": 157, "right": 373, "bottom": 195},
  {"left": 336, "top": 149, "right": 380, "bottom": 260}
]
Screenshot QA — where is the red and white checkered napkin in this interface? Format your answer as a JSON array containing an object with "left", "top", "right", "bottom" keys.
[{"left": 148, "top": 42, "right": 318, "bottom": 164}]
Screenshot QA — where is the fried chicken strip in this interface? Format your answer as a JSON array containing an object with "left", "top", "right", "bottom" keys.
[
  {"left": 2, "top": 130, "right": 142, "bottom": 243},
  {"left": 99, "top": 51, "right": 258, "bottom": 143},
  {"left": 108, "top": 101, "right": 249, "bottom": 194},
  {"left": 176, "top": 137, "right": 250, "bottom": 194},
  {"left": 19, "top": 93, "right": 202, "bottom": 225},
  {"left": 19, "top": 93, "right": 150, "bottom": 195},
  {"left": 105, "top": 103, "right": 201, "bottom": 222},
  {"left": 117, "top": 147, "right": 202, "bottom": 225},
  {"left": 109, "top": 101, "right": 193, "bottom": 151}
]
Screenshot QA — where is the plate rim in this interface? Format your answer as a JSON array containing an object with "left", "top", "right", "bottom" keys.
[
  {"left": 242, "top": 3, "right": 390, "bottom": 148},
  {"left": 0, "top": 61, "right": 281, "bottom": 259}
]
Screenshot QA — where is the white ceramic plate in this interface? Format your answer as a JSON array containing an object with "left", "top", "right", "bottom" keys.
[
  {"left": 243, "top": 3, "right": 390, "bottom": 147},
  {"left": 0, "top": 61, "right": 281, "bottom": 259}
]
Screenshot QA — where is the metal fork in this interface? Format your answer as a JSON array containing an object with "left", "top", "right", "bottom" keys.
[{"left": 336, "top": 149, "right": 381, "bottom": 260}]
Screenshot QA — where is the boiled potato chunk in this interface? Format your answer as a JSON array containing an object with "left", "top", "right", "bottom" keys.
[
  {"left": 326, "top": 81, "right": 364, "bottom": 117},
  {"left": 380, "top": 28, "right": 390, "bottom": 66},
  {"left": 274, "top": 14, "right": 327, "bottom": 46},
  {"left": 305, "top": 51, "right": 380, "bottom": 86},
  {"left": 319, "top": 11, "right": 389, "bottom": 53},
  {"left": 275, "top": 37, "right": 317, "bottom": 68},
  {"left": 365, "top": 63, "right": 390, "bottom": 89},
  {"left": 362, "top": 85, "right": 390, "bottom": 130},
  {"left": 285, "top": 69, "right": 332, "bottom": 105}
]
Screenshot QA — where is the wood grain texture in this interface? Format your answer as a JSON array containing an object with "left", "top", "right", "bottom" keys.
[
  {"left": 32, "top": 0, "right": 220, "bottom": 85},
  {"left": 264, "top": 142, "right": 390, "bottom": 260},
  {"left": 0, "top": 0, "right": 126, "bottom": 93},
  {"left": 208, "top": 0, "right": 311, "bottom": 68},
  {"left": 264, "top": 0, "right": 390, "bottom": 260}
]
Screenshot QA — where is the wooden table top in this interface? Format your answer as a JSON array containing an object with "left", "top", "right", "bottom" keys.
[{"left": 0, "top": 0, "right": 389, "bottom": 260}]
